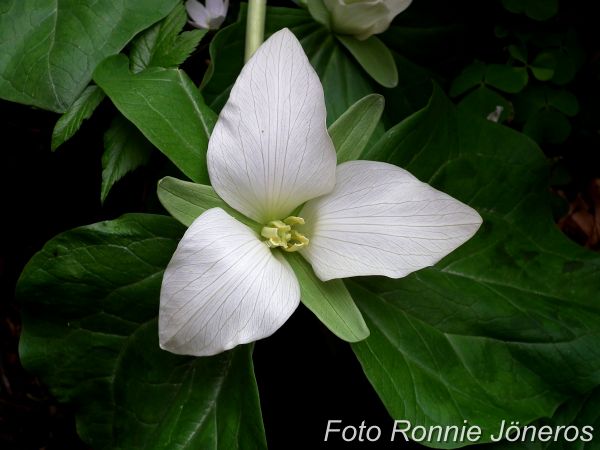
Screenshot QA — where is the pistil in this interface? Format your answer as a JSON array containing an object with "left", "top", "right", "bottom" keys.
[{"left": 261, "top": 216, "right": 309, "bottom": 252}]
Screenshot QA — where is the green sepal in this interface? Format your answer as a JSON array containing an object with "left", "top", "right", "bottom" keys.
[
  {"left": 157, "top": 176, "right": 260, "bottom": 231},
  {"left": 337, "top": 34, "right": 399, "bottom": 88},
  {"left": 328, "top": 94, "right": 385, "bottom": 163},
  {"left": 287, "top": 253, "right": 370, "bottom": 343},
  {"left": 0, "top": 0, "right": 178, "bottom": 112}
]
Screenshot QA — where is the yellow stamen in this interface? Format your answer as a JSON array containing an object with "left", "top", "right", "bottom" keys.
[
  {"left": 261, "top": 216, "right": 309, "bottom": 252},
  {"left": 283, "top": 216, "right": 305, "bottom": 226}
]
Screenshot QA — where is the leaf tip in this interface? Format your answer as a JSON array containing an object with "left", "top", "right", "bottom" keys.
[{"left": 50, "top": 139, "right": 61, "bottom": 152}]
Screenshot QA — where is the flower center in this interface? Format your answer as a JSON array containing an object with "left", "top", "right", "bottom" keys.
[{"left": 260, "top": 216, "right": 309, "bottom": 252}]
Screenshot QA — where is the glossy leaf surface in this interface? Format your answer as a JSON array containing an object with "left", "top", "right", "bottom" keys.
[{"left": 18, "top": 214, "right": 267, "bottom": 450}]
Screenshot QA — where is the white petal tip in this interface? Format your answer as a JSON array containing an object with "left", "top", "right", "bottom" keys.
[
  {"left": 207, "top": 26, "right": 336, "bottom": 223},
  {"left": 301, "top": 161, "right": 484, "bottom": 281}
]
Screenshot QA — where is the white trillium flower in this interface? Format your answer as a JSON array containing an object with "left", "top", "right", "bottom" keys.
[
  {"left": 159, "top": 28, "right": 482, "bottom": 356},
  {"left": 324, "top": 0, "right": 413, "bottom": 40},
  {"left": 185, "top": 0, "right": 229, "bottom": 30}
]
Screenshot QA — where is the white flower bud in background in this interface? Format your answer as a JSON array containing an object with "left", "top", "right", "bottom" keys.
[
  {"left": 185, "top": 0, "right": 229, "bottom": 30},
  {"left": 323, "top": 0, "right": 413, "bottom": 40}
]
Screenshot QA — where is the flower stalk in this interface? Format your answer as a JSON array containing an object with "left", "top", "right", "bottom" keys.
[{"left": 245, "top": 0, "right": 267, "bottom": 62}]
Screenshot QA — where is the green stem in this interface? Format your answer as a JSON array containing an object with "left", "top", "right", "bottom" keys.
[{"left": 245, "top": 0, "right": 267, "bottom": 62}]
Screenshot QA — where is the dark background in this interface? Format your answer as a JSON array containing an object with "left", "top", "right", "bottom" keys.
[{"left": 1, "top": 0, "right": 599, "bottom": 448}]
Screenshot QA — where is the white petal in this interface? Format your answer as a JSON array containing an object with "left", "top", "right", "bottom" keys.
[
  {"left": 185, "top": 0, "right": 210, "bottom": 29},
  {"left": 207, "top": 28, "right": 337, "bottom": 224},
  {"left": 299, "top": 161, "right": 483, "bottom": 281},
  {"left": 368, "top": 0, "right": 413, "bottom": 38},
  {"left": 159, "top": 208, "right": 300, "bottom": 356},
  {"left": 206, "top": 0, "right": 225, "bottom": 15}
]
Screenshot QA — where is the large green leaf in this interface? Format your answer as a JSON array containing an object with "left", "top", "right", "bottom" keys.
[
  {"left": 353, "top": 88, "right": 600, "bottom": 447},
  {"left": 379, "top": 52, "right": 434, "bottom": 126},
  {"left": 17, "top": 214, "right": 267, "bottom": 450},
  {"left": 0, "top": 0, "right": 178, "bottom": 112},
  {"left": 457, "top": 85, "right": 513, "bottom": 123},
  {"left": 543, "top": 388, "right": 600, "bottom": 450},
  {"left": 94, "top": 55, "right": 217, "bottom": 184},
  {"left": 486, "top": 387, "right": 600, "bottom": 450}
]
